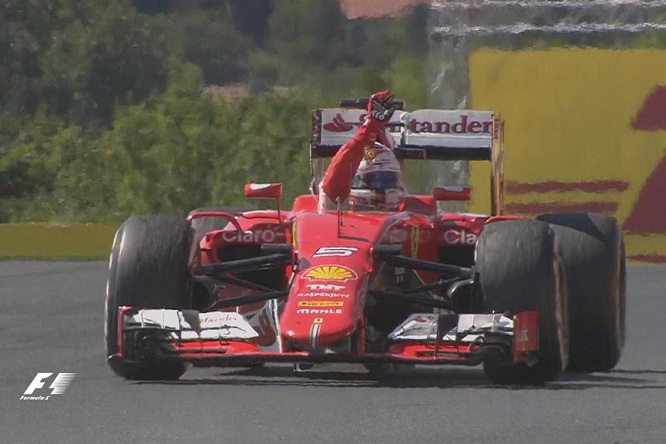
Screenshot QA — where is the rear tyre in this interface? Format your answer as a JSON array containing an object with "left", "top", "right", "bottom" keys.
[
  {"left": 537, "top": 212, "right": 625, "bottom": 372},
  {"left": 476, "top": 220, "right": 568, "bottom": 384},
  {"left": 105, "top": 215, "right": 194, "bottom": 380}
]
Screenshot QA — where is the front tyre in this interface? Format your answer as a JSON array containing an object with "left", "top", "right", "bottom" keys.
[
  {"left": 105, "top": 216, "right": 194, "bottom": 380},
  {"left": 476, "top": 219, "right": 568, "bottom": 384}
]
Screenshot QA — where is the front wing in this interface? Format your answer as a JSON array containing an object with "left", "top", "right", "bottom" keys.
[{"left": 111, "top": 307, "right": 539, "bottom": 368}]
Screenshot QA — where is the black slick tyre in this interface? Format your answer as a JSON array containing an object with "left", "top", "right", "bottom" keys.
[
  {"left": 476, "top": 219, "right": 568, "bottom": 384},
  {"left": 105, "top": 215, "right": 194, "bottom": 380},
  {"left": 537, "top": 212, "right": 626, "bottom": 372}
]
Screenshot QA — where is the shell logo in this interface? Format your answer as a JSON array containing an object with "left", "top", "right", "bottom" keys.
[{"left": 302, "top": 265, "right": 357, "bottom": 282}]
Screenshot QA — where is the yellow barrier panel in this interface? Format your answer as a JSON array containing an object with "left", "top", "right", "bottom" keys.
[
  {"left": 470, "top": 48, "right": 666, "bottom": 262},
  {"left": 0, "top": 224, "right": 118, "bottom": 258}
]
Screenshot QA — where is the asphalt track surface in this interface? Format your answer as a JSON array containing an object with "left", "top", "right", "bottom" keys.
[{"left": 1, "top": 261, "right": 666, "bottom": 444}]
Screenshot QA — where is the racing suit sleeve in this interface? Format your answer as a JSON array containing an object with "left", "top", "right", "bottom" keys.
[{"left": 320, "top": 118, "right": 383, "bottom": 206}]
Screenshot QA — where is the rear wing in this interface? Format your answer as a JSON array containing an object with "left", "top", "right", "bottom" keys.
[
  {"left": 310, "top": 108, "right": 505, "bottom": 214},
  {"left": 310, "top": 108, "right": 500, "bottom": 161}
]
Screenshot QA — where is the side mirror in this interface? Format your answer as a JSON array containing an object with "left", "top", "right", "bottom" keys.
[
  {"left": 244, "top": 183, "right": 284, "bottom": 220},
  {"left": 433, "top": 186, "right": 472, "bottom": 201},
  {"left": 244, "top": 183, "right": 283, "bottom": 199}
]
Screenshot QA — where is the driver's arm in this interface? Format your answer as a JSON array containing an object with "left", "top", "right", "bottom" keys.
[
  {"left": 320, "top": 119, "right": 381, "bottom": 205},
  {"left": 320, "top": 90, "right": 397, "bottom": 208}
]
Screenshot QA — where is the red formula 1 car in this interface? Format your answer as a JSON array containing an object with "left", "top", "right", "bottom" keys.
[{"left": 105, "top": 99, "right": 626, "bottom": 384}]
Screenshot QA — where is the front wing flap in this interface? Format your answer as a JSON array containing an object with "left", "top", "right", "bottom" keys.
[
  {"left": 123, "top": 309, "right": 259, "bottom": 340},
  {"left": 114, "top": 307, "right": 539, "bottom": 367}
]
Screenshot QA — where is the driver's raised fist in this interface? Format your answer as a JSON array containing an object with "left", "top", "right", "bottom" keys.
[{"left": 367, "top": 90, "right": 399, "bottom": 123}]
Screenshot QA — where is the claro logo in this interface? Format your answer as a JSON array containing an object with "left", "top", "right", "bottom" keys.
[
  {"left": 221, "top": 230, "right": 285, "bottom": 243},
  {"left": 442, "top": 230, "right": 478, "bottom": 245}
]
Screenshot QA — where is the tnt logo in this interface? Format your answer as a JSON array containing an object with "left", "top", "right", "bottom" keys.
[{"left": 20, "top": 372, "right": 76, "bottom": 401}]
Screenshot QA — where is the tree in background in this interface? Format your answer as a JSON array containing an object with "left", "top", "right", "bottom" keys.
[
  {"left": 0, "top": 0, "right": 430, "bottom": 222},
  {"left": 0, "top": 0, "right": 174, "bottom": 127},
  {"left": 177, "top": 10, "right": 252, "bottom": 85}
]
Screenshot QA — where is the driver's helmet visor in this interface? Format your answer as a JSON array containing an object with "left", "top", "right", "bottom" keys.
[{"left": 352, "top": 171, "right": 402, "bottom": 191}]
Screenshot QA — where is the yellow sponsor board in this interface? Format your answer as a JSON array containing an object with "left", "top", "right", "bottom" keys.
[
  {"left": 0, "top": 223, "right": 117, "bottom": 258},
  {"left": 298, "top": 301, "right": 344, "bottom": 308},
  {"left": 469, "top": 49, "right": 666, "bottom": 262}
]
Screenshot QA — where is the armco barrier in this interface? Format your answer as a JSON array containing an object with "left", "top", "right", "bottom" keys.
[
  {"left": 469, "top": 48, "right": 666, "bottom": 263},
  {"left": 0, "top": 223, "right": 118, "bottom": 258}
]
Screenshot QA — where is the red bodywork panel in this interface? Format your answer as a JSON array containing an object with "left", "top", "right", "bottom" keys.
[{"left": 513, "top": 310, "right": 539, "bottom": 361}]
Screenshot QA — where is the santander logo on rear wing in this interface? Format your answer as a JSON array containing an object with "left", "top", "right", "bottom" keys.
[{"left": 311, "top": 108, "right": 498, "bottom": 161}]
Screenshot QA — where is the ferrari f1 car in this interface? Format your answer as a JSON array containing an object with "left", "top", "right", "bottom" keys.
[{"left": 105, "top": 100, "right": 626, "bottom": 384}]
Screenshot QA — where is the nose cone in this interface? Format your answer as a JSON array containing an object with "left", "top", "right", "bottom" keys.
[
  {"left": 282, "top": 309, "right": 356, "bottom": 350},
  {"left": 284, "top": 211, "right": 381, "bottom": 350},
  {"left": 280, "top": 272, "right": 365, "bottom": 350}
]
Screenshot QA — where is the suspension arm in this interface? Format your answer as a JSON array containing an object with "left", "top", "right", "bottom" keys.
[{"left": 195, "top": 254, "right": 292, "bottom": 276}]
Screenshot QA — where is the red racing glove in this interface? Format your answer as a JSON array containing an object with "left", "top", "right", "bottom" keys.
[
  {"left": 361, "top": 90, "right": 402, "bottom": 145},
  {"left": 367, "top": 90, "right": 399, "bottom": 123}
]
